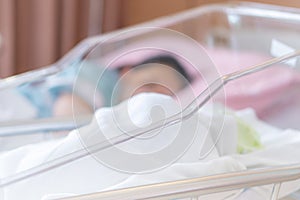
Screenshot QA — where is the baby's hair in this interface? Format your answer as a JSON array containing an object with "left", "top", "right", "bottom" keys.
[{"left": 133, "top": 55, "right": 193, "bottom": 83}]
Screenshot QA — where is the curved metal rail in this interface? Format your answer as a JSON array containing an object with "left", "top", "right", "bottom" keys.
[{"left": 61, "top": 164, "right": 300, "bottom": 200}]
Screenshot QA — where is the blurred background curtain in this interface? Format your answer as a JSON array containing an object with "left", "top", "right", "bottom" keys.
[
  {"left": 0, "top": 0, "right": 110, "bottom": 78},
  {"left": 0, "top": 0, "right": 200, "bottom": 78},
  {"left": 1, "top": 0, "right": 299, "bottom": 78}
]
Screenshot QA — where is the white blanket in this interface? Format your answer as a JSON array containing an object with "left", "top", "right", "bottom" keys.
[{"left": 0, "top": 93, "right": 299, "bottom": 200}]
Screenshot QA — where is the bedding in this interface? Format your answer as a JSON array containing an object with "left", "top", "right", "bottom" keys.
[{"left": 0, "top": 93, "right": 299, "bottom": 200}]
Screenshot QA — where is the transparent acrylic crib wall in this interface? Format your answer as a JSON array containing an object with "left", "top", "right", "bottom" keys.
[
  {"left": 1, "top": 1, "right": 300, "bottom": 130},
  {"left": 0, "top": 2, "right": 300, "bottom": 200},
  {"left": 0, "top": 3, "right": 299, "bottom": 151},
  {"left": 61, "top": 2, "right": 300, "bottom": 200},
  {"left": 0, "top": 1, "right": 299, "bottom": 162},
  {"left": 87, "top": 1, "right": 300, "bottom": 128},
  {"left": 92, "top": 1, "right": 300, "bottom": 57}
]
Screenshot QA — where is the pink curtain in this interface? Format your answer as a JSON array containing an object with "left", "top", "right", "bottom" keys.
[{"left": 0, "top": 0, "right": 106, "bottom": 78}]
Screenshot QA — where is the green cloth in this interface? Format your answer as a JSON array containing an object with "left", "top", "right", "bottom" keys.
[{"left": 236, "top": 117, "right": 263, "bottom": 154}]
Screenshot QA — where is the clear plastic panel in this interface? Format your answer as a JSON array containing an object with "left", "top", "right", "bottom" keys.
[{"left": 0, "top": 2, "right": 300, "bottom": 200}]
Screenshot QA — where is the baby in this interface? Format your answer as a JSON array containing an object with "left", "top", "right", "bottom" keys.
[{"left": 53, "top": 55, "right": 192, "bottom": 116}]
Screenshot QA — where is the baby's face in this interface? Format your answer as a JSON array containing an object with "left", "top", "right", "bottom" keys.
[{"left": 118, "top": 63, "right": 186, "bottom": 101}]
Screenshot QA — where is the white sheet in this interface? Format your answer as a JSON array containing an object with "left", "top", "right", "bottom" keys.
[
  {"left": 0, "top": 93, "right": 299, "bottom": 200},
  {"left": 0, "top": 89, "right": 43, "bottom": 152}
]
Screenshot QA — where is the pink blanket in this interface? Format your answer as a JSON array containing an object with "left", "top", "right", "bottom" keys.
[
  {"left": 200, "top": 48, "right": 300, "bottom": 117},
  {"left": 100, "top": 45, "right": 300, "bottom": 117}
]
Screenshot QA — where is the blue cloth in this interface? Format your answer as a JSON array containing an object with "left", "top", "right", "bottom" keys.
[{"left": 18, "top": 61, "right": 119, "bottom": 118}]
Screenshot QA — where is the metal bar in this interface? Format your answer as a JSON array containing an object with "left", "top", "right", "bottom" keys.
[
  {"left": 270, "top": 183, "right": 281, "bottom": 200},
  {"left": 0, "top": 38, "right": 96, "bottom": 90},
  {"left": 61, "top": 164, "right": 300, "bottom": 200}
]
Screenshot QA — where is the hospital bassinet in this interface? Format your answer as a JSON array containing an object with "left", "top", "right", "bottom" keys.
[{"left": 0, "top": 2, "right": 300, "bottom": 200}]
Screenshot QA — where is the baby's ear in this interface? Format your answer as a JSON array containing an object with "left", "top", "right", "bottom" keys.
[{"left": 119, "top": 66, "right": 131, "bottom": 76}]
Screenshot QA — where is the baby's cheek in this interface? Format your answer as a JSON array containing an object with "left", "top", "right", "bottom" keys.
[{"left": 53, "top": 93, "right": 92, "bottom": 117}]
